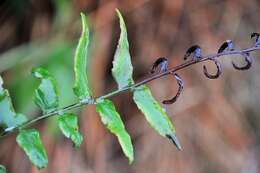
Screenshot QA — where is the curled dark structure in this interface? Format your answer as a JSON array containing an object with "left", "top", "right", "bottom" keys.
[{"left": 149, "top": 33, "right": 259, "bottom": 104}]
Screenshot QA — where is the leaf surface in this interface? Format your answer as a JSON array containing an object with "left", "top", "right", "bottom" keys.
[
  {"left": 32, "top": 67, "right": 59, "bottom": 113},
  {"left": 16, "top": 129, "right": 48, "bottom": 169},
  {"left": 0, "top": 76, "right": 27, "bottom": 134},
  {"left": 0, "top": 165, "right": 6, "bottom": 173},
  {"left": 58, "top": 113, "right": 83, "bottom": 147},
  {"left": 133, "top": 85, "right": 182, "bottom": 150},
  {"left": 112, "top": 9, "right": 134, "bottom": 89},
  {"left": 73, "top": 13, "right": 92, "bottom": 99},
  {"left": 96, "top": 99, "right": 134, "bottom": 163}
]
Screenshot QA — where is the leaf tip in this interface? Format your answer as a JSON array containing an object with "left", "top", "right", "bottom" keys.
[
  {"left": 37, "top": 164, "right": 48, "bottom": 170},
  {"left": 73, "top": 134, "right": 83, "bottom": 148},
  {"left": 80, "top": 12, "right": 86, "bottom": 21},
  {"left": 31, "top": 67, "right": 51, "bottom": 79},
  {"left": 80, "top": 12, "right": 88, "bottom": 31},
  {"left": 115, "top": 8, "right": 126, "bottom": 28},
  {"left": 166, "top": 134, "right": 182, "bottom": 151},
  {"left": 128, "top": 156, "right": 134, "bottom": 165},
  {"left": 126, "top": 146, "right": 134, "bottom": 165},
  {"left": 80, "top": 12, "right": 85, "bottom": 17},
  {"left": 115, "top": 8, "right": 121, "bottom": 16}
]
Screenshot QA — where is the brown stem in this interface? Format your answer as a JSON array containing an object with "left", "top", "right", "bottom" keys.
[{"left": 1, "top": 46, "right": 260, "bottom": 138}]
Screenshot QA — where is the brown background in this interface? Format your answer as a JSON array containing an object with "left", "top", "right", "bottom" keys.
[{"left": 0, "top": 0, "right": 260, "bottom": 173}]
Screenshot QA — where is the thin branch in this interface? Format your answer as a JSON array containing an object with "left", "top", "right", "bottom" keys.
[{"left": 1, "top": 46, "right": 260, "bottom": 138}]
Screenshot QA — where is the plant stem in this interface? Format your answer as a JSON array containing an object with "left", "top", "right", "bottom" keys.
[{"left": 1, "top": 46, "right": 260, "bottom": 138}]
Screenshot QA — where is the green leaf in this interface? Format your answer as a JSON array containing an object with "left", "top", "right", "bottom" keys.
[
  {"left": 96, "top": 99, "right": 134, "bottom": 163},
  {"left": 16, "top": 129, "right": 48, "bottom": 169},
  {"left": 32, "top": 67, "right": 59, "bottom": 113},
  {"left": 73, "top": 13, "right": 92, "bottom": 99},
  {"left": 112, "top": 9, "right": 134, "bottom": 89},
  {"left": 0, "top": 76, "right": 2, "bottom": 89},
  {"left": 0, "top": 76, "right": 27, "bottom": 134},
  {"left": 0, "top": 165, "right": 6, "bottom": 173},
  {"left": 133, "top": 85, "right": 182, "bottom": 150},
  {"left": 58, "top": 113, "right": 83, "bottom": 147}
]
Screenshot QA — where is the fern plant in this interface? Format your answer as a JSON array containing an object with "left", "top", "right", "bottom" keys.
[{"left": 0, "top": 9, "right": 260, "bottom": 171}]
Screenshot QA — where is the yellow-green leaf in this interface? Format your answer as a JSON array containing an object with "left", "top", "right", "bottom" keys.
[
  {"left": 16, "top": 129, "right": 48, "bottom": 169},
  {"left": 96, "top": 99, "right": 134, "bottom": 163},
  {"left": 0, "top": 76, "right": 27, "bottom": 135},
  {"left": 73, "top": 13, "right": 92, "bottom": 99},
  {"left": 32, "top": 67, "right": 59, "bottom": 113},
  {"left": 58, "top": 113, "right": 83, "bottom": 148},
  {"left": 133, "top": 85, "right": 182, "bottom": 150},
  {"left": 112, "top": 9, "right": 134, "bottom": 89}
]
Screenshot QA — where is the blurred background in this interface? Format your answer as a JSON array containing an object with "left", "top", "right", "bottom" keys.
[{"left": 1, "top": 0, "right": 260, "bottom": 172}]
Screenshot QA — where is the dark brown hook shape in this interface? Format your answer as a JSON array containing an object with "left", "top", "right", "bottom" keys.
[
  {"left": 232, "top": 53, "right": 252, "bottom": 70},
  {"left": 162, "top": 73, "right": 184, "bottom": 104},
  {"left": 203, "top": 58, "right": 222, "bottom": 79},
  {"left": 150, "top": 57, "right": 168, "bottom": 74}
]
